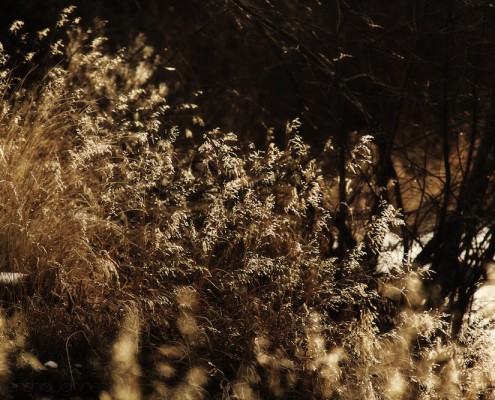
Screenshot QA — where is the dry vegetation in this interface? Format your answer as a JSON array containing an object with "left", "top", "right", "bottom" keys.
[{"left": 0, "top": 6, "right": 494, "bottom": 400}]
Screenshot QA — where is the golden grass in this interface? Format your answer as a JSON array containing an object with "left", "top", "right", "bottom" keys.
[{"left": 0, "top": 7, "right": 493, "bottom": 399}]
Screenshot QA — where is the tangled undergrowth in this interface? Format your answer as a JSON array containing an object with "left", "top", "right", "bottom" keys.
[{"left": 0, "top": 7, "right": 494, "bottom": 399}]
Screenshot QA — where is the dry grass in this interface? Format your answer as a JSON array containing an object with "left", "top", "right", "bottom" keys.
[{"left": 0, "top": 7, "right": 493, "bottom": 399}]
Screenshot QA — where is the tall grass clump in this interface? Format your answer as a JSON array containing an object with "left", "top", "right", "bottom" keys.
[{"left": 0, "top": 7, "right": 495, "bottom": 399}]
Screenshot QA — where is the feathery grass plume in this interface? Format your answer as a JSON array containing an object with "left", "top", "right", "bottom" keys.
[
  {"left": 347, "top": 134, "right": 373, "bottom": 174},
  {"left": 303, "top": 311, "right": 346, "bottom": 398},
  {"left": 170, "top": 365, "right": 209, "bottom": 400},
  {"left": 232, "top": 381, "right": 261, "bottom": 400},
  {"left": 109, "top": 304, "right": 142, "bottom": 400},
  {"left": 9, "top": 21, "right": 24, "bottom": 35},
  {"left": 176, "top": 286, "right": 203, "bottom": 344}
]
